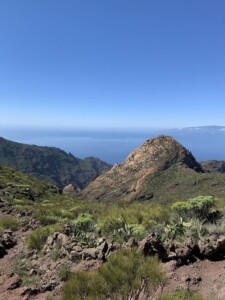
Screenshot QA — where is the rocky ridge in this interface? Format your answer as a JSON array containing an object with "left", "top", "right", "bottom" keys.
[{"left": 0, "top": 137, "right": 111, "bottom": 189}]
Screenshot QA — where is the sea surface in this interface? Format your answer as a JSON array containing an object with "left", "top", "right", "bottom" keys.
[{"left": 1, "top": 127, "right": 225, "bottom": 164}]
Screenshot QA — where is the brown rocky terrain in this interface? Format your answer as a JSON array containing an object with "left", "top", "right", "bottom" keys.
[{"left": 2, "top": 212, "right": 225, "bottom": 299}]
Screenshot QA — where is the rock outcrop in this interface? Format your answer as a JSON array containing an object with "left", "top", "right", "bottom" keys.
[{"left": 0, "top": 230, "right": 17, "bottom": 258}]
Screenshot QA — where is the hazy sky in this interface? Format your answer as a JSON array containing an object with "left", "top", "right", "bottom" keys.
[{"left": 1, "top": 0, "right": 225, "bottom": 129}]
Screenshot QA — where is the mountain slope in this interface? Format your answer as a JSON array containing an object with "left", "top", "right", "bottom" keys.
[
  {"left": 82, "top": 135, "right": 225, "bottom": 202},
  {"left": 0, "top": 137, "right": 110, "bottom": 189},
  {"left": 200, "top": 160, "right": 225, "bottom": 173}
]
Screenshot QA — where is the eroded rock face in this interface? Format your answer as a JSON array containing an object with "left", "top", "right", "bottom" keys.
[
  {"left": 198, "top": 235, "right": 225, "bottom": 257},
  {"left": 165, "top": 238, "right": 199, "bottom": 261},
  {"left": 0, "top": 230, "right": 17, "bottom": 258},
  {"left": 138, "top": 233, "right": 167, "bottom": 259},
  {"left": 82, "top": 135, "right": 203, "bottom": 202}
]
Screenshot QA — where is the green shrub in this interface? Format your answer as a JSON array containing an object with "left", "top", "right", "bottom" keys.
[
  {"left": 58, "top": 265, "right": 71, "bottom": 281},
  {"left": 13, "top": 258, "right": 39, "bottom": 286},
  {"left": 97, "top": 202, "right": 170, "bottom": 238},
  {"left": 26, "top": 224, "right": 61, "bottom": 251},
  {"left": 159, "top": 289, "right": 206, "bottom": 300},
  {"left": 0, "top": 216, "right": 21, "bottom": 231},
  {"left": 36, "top": 215, "right": 59, "bottom": 225},
  {"left": 51, "top": 247, "right": 61, "bottom": 261},
  {"left": 62, "top": 271, "right": 99, "bottom": 300},
  {"left": 72, "top": 213, "right": 95, "bottom": 232},
  {"left": 164, "top": 217, "right": 192, "bottom": 240},
  {"left": 172, "top": 196, "right": 215, "bottom": 220},
  {"left": 61, "top": 248, "right": 167, "bottom": 300},
  {"left": 113, "top": 223, "right": 146, "bottom": 242}
]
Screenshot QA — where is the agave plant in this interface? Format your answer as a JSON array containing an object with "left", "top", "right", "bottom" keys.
[{"left": 164, "top": 217, "right": 192, "bottom": 240}]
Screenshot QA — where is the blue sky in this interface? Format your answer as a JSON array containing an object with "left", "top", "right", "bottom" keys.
[{"left": 0, "top": 0, "right": 225, "bottom": 129}]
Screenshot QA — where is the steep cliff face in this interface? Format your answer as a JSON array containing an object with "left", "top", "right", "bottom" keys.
[{"left": 82, "top": 136, "right": 204, "bottom": 202}]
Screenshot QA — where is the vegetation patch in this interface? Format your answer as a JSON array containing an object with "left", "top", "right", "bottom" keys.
[
  {"left": 159, "top": 289, "right": 206, "bottom": 300},
  {"left": 26, "top": 224, "right": 62, "bottom": 251},
  {"left": 0, "top": 215, "right": 21, "bottom": 231},
  {"left": 61, "top": 248, "right": 167, "bottom": 300}
]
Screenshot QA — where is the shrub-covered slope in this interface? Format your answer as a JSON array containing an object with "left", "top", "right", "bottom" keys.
[
  {"left": 0, "top": 137, "right": 110, "bottom": 189},
  {"left": 0, "top": 165, "right": 225, "bottom": 299}
]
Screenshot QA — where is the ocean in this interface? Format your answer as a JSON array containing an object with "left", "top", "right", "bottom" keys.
[{"left": 1, "top": 127, "right": 225, "bottom": 164}]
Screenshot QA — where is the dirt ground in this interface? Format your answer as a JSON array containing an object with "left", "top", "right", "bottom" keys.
[{"left": 162, "top": 258, "right": 225, "bottom": 300}]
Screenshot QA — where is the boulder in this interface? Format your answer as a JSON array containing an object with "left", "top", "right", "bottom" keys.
[
  {"left": 70, "top": 250, "right": 83, "bottom": 262},
  {"left": 166, "top": 238, "right": 198, "bottom": 261},
  {"left": 39, "top": 280, "right": 58, "bottom": 292},
  {"left": 138, "top": 233, "right": 167, "bottom": 259},
  {"left": 0, "top": 230, "right": 16, "bottom": 258},
  {"left": 43, "top": 232, "right": 70, "bottom": 253},
  {"left": 63, "top": 184, "right": 80, "bottom": 195},
  {"left": 96, "top": 241, "right": 109, "bottom": 260},
  {"left": 198, "top": 235, "right": 225, "bottom": 257},
  {"left": 0, "top": 242, "right": 7, "bottom": 258},
  {"left": 82, "top": 248, "right": 99, "bottom": 260}
]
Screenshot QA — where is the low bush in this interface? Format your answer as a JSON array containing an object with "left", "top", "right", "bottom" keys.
[
  {"left": 26, "top": 224, "right": 62, "bottom": 251},
  {"left": 97, "top": 202, "right": 170, "bottom": 238},
  {"left": 159, "top": 289, "right": 206, "bottom": 300},
  {"left": 72, "top": 213, "right": 95, "bottom": 232},
  {"left": 0, "top": 216, "right": 21, "bottom": 231},
  {"left": 61, "top": 248, "right": 167, "bottom": 300},
  {"left": 13, "top": 257, "right": 39, "bottom": 286},
  {"left": 58, "top": 265, "right": 71, "bottom": 281}
]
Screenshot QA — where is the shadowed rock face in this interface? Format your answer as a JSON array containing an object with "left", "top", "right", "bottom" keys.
[{"left": 82, "top": 135, "right": 204, "bottom": 202}]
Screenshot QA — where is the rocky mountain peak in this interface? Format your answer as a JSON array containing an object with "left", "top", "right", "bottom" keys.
[
  {"left": 124, "top": 135, "right": 202, "bottom": 172},
  {"left": 82, "top": 135, "right": 203, "bottom": 202}
]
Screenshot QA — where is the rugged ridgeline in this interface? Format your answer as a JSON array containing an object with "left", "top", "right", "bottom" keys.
[
  {"left": 201, "top": 160, "right": 225, "bottom": 173},
  {"left": 83, "top": 135, "right": 225, "bottom": 202},
  {"left": 0, "top": 137, "right": 110, "bottom": 189}
]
